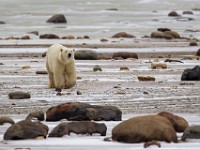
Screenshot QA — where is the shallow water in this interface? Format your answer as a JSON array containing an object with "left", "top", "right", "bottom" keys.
[{"left": 0, "top": 0, "right": 200, "bottom": 38}]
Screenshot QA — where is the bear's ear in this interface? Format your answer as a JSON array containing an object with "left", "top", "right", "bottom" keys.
[{"left": 60, "top": 48, "right": 63, "bottom": 52}]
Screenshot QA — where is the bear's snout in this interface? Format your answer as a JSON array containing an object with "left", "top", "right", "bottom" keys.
[{"left": 68, "top": 53, "right": 72, "bottom": 58}]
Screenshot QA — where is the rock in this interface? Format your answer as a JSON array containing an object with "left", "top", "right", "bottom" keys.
[
  {"left": 36, "top": 70, "right": 48, "bottom": 75},
  {"left": 138, "top": 76, "right": 155, "bottom": 81},
  {"left": 183, "top": 11, "right": 193, "bottom": 15},
  {"left": 157, "top": 28, "right": 171, "bottom": 32},
  {"left": 75, "top": 50, "right": 98, "bottom": 60},
  {"left": 76, "top": 90, "right": 82, "bottom": 95},
  {"left": 93, "top": 65, "right": 102, "bottom": 72},
  {"left": 112, "top": 115, "right": 178, "bottom": 143},
  {"left": 151, "top": 63, "right": 167, "bottom": 69},
  {"left": 27, "top": 31, "right": 39, "bottom": 36},
  {"left": 42, "top": 51, "right": 47, "bottom": 57},
  {"left": 0, "top": 62, "right": 4, "bottom": 65},
  {"left": 0, "top": 21, "right": 5, "bottom": 24},
  {"left": 62, "top": 35, "right": 75, "bottom": 39},
  {"left": 181, "top": 65, "right": 200, "bottom": 81},
  {"left": 183, "top": 55, "right": 199, "bottom": 60},
  {"left": 8, "top": 92, "right": 31, "bottom": 99},
  {"left": 48, "top": 121, "right": 107, "bottom": 137},
  {"left": 168, "top": 11, "right": 181, "bottom": 17},
  {"left": 196, "top": 48, "right": 200, "bottom": 56},
  {"left": 26, "top": 111, "right": 45, "bottom": 121},
  {"left": 100, "top": 39, "right": 108, "bottom": 42},
  {"left": 22, "top": 65, "right": 31, "bottom": 69},
  {"left": 39, "top": 34, "right": 59, "bottom": 39},
  {"left": 157, "top": 111, "right": 189, "bottom": 132},
  {"left": 189, "top": 41, "right": 198, "bottom": 46},
  {"left": 112, "top": 32, "right": 135, "bottom": 38},
  {"left": 0, "top": 116, "right": 15, "bottom": 125},
  {"left": 21, "top": 35, "right": 30, "bottom": 40},
  {"left": 4, "top": 120, "right": 48, "bottom": 140},
  {"left": 46, "top": 102, "right": 122, "bottom": 121},
  {"left": 120, "top": 66, "right": 129, "bottom": 71},
  {"left": 47, "top": 14, "right": 67, "bottom": 23},
  {"left": 164, "top": 59, "right": 183, "bottom": 63},
  {"left": 112, "top": 52, "right": 138, "bottom": 59},
  {"left": 181, "top": 125, "right": 200, "bottom": 141},
  {"left": 83, "top": 35, "right": 90, "bottom": 39},
  {"left": 144, "top": 141, "right": 161, "bottom": 148},
  {"left": 150, "top": 31, "right": 173, "bottom": 39},
  {"left": 164, "top": 31, "right": 181, "bottom": 39},
  {"left": 106, "top": 8, "right": 118, "bottom": 11}
]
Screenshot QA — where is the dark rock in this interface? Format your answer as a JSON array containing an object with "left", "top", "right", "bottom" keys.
[
  {"left": 138, "top": 76, "right": 155, "bottom": 81},
  {"left": 55, "top": 88, "right": 62, "bottom": 92},
  {"left": 100, "top": 39, "right": 108, "bottom": 42},
  {"left": 21, "top": 35, "right": 30, "bottom": 40},
  {"left": 112, "top": 115, "right": 178, "bottom": 143},
  {"left": 120, "top": 66, "right": 129, "bottom": 71},
  {"left": 36, "top": 70, "right": 48, "bottom": 75},
  {"left": 27, "top": 31, "right": 39, "bottom": 36},
  {"left": 112, "top": 32, "right": 135, "bottom": 38},
  {"left": 183, "top": 11, "right": 193, "bottom": 15},
  {"left": 42, "top": 52, "right": 47, "bottom": 57},
  {"left": 196, "top": 48, "right": 200, "bottom": 56},
  {"left": 48, "top": 121, "right": 107, "bottom": 137},
  {"left": 181, "top": 65, "right": 200, "bottom": 81},
  {"left": 168, "top": 11, "right": 181, "bottom": 17},
  {"left": 181, "top": 125, "right": 200, "bottom": 141},
  {"left": 76, "top": 90, "right": 82, "bottom": 95},
  {"left": 8, "top": 92, "right": 31, "bottom": 99},
  {"left": 106, "top": 8, "right": 118, "bottom": 11},
  {"left": 39, "top": 34, "right": 59, "bottom": 39},
  {"left": 93, "top": 65, "right": 102, "bottom": 72},
  {"left": 46, "top": 102, "right": 122, "bottom": 121},
  {"left": 0, "top": 21, "right": 5, "bottom": 24},
  {"left": 26, "top": 111, "right": 45, "bottom": 121},
  {"left": 157, "top": 111, "right": 189, "bottom": 132},
  {"left": 112, "top": 52, "right": 138, "bottom": 59},
  {"left": 157, "top": 28, "right": 171, "bottom": 32},
  {"left": 47, "top": 14, "right": 67, "bottom": 23},
  {"left": 189, "top": 41, "right": 198, "bottom": 46},
  {"left": 164, "top": 59, "right": 183, "bottom": 63},
  {"left": 62, "top": 35, "right": 75, "bottom": 39},
  {"left": 4, "top": 120, "right": 48, "bottom": 140},
  {"left": 0, "top": 62, "right": 4, "bottom": 65},
  {"left": 83, "top": 35, "right": 90, "bottom": 39},
  {"left": 0, "top": 116, "right": 15, "bottom": 125},
  {"left": 75, "top": 50, "right": 98, "bottom": 60}
]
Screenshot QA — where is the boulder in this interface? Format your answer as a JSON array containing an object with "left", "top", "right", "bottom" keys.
[
  {"left": 112, "top": 52, "right": 138, "bottom": 59},
  {"left": 112, "top": 115, "right": 178, "bottom": 143},
  {"left": 181, "top": 65, "right": 200, "bottom": 81},
  {"left": 8, "top": 92, "right": 31, "bottom": 99},
  {"left": 39, "top": 34, "right": 59, "bottom": 39},
  {"left": 49, "top": 121, "right": 107, "bottom": 137},
  {"left": 181, "top": 125, "right": 200, "bottom": 141},
  {"left": 157, "top": 111, "right": 189, "bottom": 132},
  {"left": 93, "top": 65, "right": 102, "bottom": 72},
  {"left": 4, "top": 120, "right": 48, "bottom": 140},
  {"left": 196, "top": 48, "right": 200, "bottom": 56},
  {"left": 168, "top": 11, "right": 181, "bottom": 17},
  {"left": 47, "top": 14, "right": 67, "bottom": 23},
  {"left": 26, "top": 111, "right": 45, "bottom": 121},
  {"left": 46, "top": 102, "right": 122, "bottom": 121},
  {"left": 0, "top": 116, "right": 15, "bottom": 125},
  {"left": 150, "top": 31, "right": 173, "bottom": 39},
  {"left": 164, "top": 31, "right": 181, "bottom": 39},
  {"left": 75, "top": 50, "right": 98, "bottom": 60},
  {"left": 157, "top": 28, "right": 171, "bottom": 32},
  {"left": 112, "top": 32, "right": 135, "bottom": 38}
]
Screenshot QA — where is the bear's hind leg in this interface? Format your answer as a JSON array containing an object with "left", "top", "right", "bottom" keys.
[{"left": 48, "top": 72, "right": 55, "bottom": 88}]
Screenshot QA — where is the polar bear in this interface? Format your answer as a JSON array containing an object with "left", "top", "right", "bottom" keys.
[{"left": 46, "top": 44, "right": 76, "bottom": 89}]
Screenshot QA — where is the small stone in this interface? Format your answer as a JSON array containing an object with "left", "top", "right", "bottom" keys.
[
  {"left": 8, "top": 92, "right": 31, "bottom": 99},
  {"left": 36, "top": 71, "right": 48, "bottom": 74},
  {"left": 22, "top": 66, "right": 31, "bottom": 69},
  {"left": 56, "top": 92, "right": 62, "bottom": 96},
  {"left": 93, "top": 65, "right": 102, "bottom": 72},
  {"left": 77, "top": 91, "right": 82, "bottom": 95},
  {"left": 55, "top": 88, "right": 62, "bottom": 92},
  {"left": 120, "top": 66, "right": 129, "bottom": 71},
  {"left": 189, "top": 41, "right": 198, "bottom": 46},
  {"left": 143, "top": 91, "right": 148, "bottom": 94},
  {"left": 138, "top": 76, "right": 155, "bottom": 81}
]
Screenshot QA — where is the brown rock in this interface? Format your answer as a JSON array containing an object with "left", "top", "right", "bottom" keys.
[
  {"left": 47, "top": 14, "right": 67, "bottom": 23},
  {"left": 26, "top": 111, "right": 45, "bottom": 121},
  {"left": 36, "top": 70, "right": 48, "bottom": 74},
  {"left": 151, "top": 63, "right": 167, "bottom": 69},
  {"left": 112, "top": 32, "right": 135, "bottom": 38},
  {"left": 93, "top": 65, "right": 102, "bottom": 72},
  {"left": 21, "top": 35, "right": 30, "bottom": 40},
  {"left": 196, "top": 48, "right": 200, "bottom": 56},
  {"left": 164, "top": 31, "right": 181, "bottom": 39},
  {"left": 62, "top": 35, "right": 75, "bottom": 39},
  {"left": 8, "top": 92, "right": 31, "bottom": 99},
  {"left": 113, "top": 52, "right": 138, "bottom": 59},
  {"left": 4, "top": 120, "right": 48, "bottom": 140},
  {"left": 189, "top": 41, "right": 198, "bottom": 46},
  {"left": 39, "top": 34, "right": 59, "bottom": 39},
  {"left": 112, "top": 115, "right": 178, "bottom": 143},
  {"left": 138, "top": 76, "right": 155, "bottom": 81},
  {"left": 120, "top": 66, "right": 129, "bottom": 71},
  {"left": 168, "top": 11, "right": 181, "bottom": 17},
  {"left": 0, "top": 116, "right": 15, "bottom": 125},
  {"left": 48, "top": 121, "right": 107, "bottom": 137},
  {"left": 46, "top": 102, "right": 122, "bottom": 122},
  {"left": 150, "top": 31, "right": 173, "bottom": 39},
  {"left": 157, "top": 111, "right": 189, "bottom": 132}
]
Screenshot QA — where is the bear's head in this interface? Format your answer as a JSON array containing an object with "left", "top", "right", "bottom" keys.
[{"left": 59, "top": 47, "right": 75, "bottom": 65}]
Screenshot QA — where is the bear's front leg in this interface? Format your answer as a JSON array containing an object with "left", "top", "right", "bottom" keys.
[
  {"left": 53, "top": 72, "right": 66, "bottom": 89},
  {"left": 48, "top": 73, "right": 55, "bottom": 88}
]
